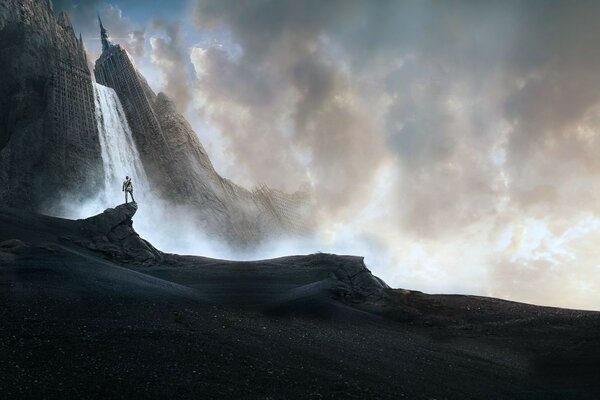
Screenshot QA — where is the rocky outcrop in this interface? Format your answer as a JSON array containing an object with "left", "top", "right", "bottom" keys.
[
  {"left": 0, "top": 0, "right": 103, "bottom": 212},
  {"left": 75, "top": 202, "right": 161, "bottom": 265},
  {"left": 325, "top": 255, "right": 390, "bottom": 303}
]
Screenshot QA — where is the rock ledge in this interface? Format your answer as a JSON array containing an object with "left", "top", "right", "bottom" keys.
[{"left": 74, "top": 203, "right": 162, "bottom": 265}]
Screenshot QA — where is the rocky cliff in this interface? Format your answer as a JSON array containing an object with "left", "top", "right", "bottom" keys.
[
  {"left": 68, "top": 203, "right": 386, "bottom": 303},
  {"left": 0, "top": 0, "right": 103, "bottom": 211},
  {"left": 75, "top": 202, "right": 162, "bottom": 265},
  {"left": 0, "top": 0, "right": 311, "bottom": 248},
  {"left": 94, "top": 24, "right": 312, "bottom": 246},
  {"left": 152, "top": 91, "right": 312, "bottom": 245}
]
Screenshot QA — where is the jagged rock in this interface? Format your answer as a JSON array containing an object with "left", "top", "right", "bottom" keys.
[
  {"left": 77, "top": 202, "right": 162, "bottom": 264},
  {"left": 80, "top": 202, "right": 137, "bottom": 234},
  {"left": 0, "top": 0, "right": 104, "bottom": 211},
  {"left": 317, "top": 254, "right": 389, "bottom": 302}
]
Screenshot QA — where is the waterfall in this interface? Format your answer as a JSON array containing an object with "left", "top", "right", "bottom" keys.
[
  {"left": 93, "top": 82, "right": 149, "bottom": 205},
  {"left": 88, "top": 83, "right": 220, "bottom": 257}
]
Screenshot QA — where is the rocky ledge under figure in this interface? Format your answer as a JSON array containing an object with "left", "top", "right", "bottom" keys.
[{"left": 74, "top": 202, "right": 162, "bottom": 265}]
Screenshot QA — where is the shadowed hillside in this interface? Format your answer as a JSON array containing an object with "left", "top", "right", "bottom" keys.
[{"left": 1, "top": 204, "right": 600, "bottom": 399}]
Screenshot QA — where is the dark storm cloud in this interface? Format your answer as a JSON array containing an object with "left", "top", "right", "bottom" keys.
[{"left": 192, "top": 0, "right": 504, "bottom": 228}]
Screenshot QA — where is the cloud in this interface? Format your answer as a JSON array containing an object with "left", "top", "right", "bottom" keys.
[
  {"left": 53, "top": 0, "right": 147, "bottom": 62},
  {"left": 49, "top": 0, "right": 600, "bottom": 309},
  {"left": 188, "top": 0, "right": 600, "bottom": 309},
  {"left": 191, "top": 1, "right": 393, "bottom": 224},
  {"left": 149, "top": 20, "right": 198, "bottom": 113},
  {"left": 127, "top": 28, "right": 147, "bottom": 59}
]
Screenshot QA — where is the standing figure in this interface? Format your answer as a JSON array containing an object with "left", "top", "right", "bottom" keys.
[{"left": 122, "top": 176, "right": 135, "bottom": 204}]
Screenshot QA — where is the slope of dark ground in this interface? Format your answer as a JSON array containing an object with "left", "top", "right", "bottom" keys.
[{"left": 1, "top": 204, "right": 600, "bottom": 399}]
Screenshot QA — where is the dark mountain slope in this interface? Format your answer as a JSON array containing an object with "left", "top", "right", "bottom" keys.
[
  {"left": 1, "top": 205, "right": 599, "bottom": 399},
  {"left": 0, "top": 0, "right": 103, "bottom": 210}
]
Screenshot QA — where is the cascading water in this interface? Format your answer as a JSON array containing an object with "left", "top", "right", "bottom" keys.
[
  {"left": 91, "top": 82, "right": 173, "bottom": 251},
  {"left": 83, "top": 83, "right": 235, "bottom": 257},
  {"left": 69, "top": 83, "right": 346, "bottom": 262},
  {"left": 93, "top": 82, "right": 149, "bottom": 205},
  {"left": 91, "top": 82, "right": 199, "bottom": 255}
]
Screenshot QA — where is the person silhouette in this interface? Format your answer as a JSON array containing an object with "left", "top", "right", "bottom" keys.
[{"left": 122, "top": 176, "right": 135, "bottom": 204}]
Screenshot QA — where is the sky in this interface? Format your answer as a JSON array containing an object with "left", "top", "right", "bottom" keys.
[{"left": 54, "top": 0, "right": 600, "bottom": 311}]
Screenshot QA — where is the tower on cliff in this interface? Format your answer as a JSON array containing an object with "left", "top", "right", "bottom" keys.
[
  {"left": 93, "top": 19, "right": 312, "bottom": 243},
  {"left": 98, "top": 15, "right": 113, "bottom": 52},
  {"left": 94, "top": 17, "right": 174, "bottom": 196}
]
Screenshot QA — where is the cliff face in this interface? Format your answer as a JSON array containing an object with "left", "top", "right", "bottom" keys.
[
  {"left": 0, "top": 0, "right": 103, "bottom": 211},
  {"left": 95, "top": 31, "right": 312, "bottom": 246},
  {"left": 0, "top": 0, "right": 311, "bottom": 247},
  {"left": 152, "top": 91, "right": 312, "bottom": 244}
]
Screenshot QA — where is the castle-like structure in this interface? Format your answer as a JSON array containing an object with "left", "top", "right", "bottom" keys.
[
  {"left": 92, "top": 19, "right": 312, "bottom": 244},
  {"left": 0, "top": 0, "right": 103, "bottom": 210},
  {"left": 51, "top": 13, "right": 96, "bottom": 146},
  {"left": 0, "top": 0, "right": 311, "bottom": 245},
  {"left": 94, "top": 17, "right": 174, "bottom": 196},
  {"left": 95, "top": 17, "right": 163, "bottom": 147}
]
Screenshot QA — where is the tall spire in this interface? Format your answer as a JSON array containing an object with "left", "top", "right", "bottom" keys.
[{"left": 98, "top": 15, "right": 112, "bottom": 52}]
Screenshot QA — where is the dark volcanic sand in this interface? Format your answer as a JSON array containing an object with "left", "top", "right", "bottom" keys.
[{"left": 1, "top": 206, "right": 600, "bottom": 399}]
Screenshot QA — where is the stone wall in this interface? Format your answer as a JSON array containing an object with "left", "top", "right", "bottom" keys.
[{"left": 0, "top": 0, "right": 103, "bottom": 211}]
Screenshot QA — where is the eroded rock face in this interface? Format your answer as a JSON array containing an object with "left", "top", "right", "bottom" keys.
[
  {"left": 94, "top": 37, "right": 312, "bottom": 247},
  {"left": 153, "top": 92, "right": 313, "bottom": 246},
  {"left": 0, "top": 0, "right": 103, "bottom": 211},
  {"left": 316, "top": 254, "right": 390, "bottom": 303},
  {"left": 76, "top": 203, "right": 161, "bottom": 265}
]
